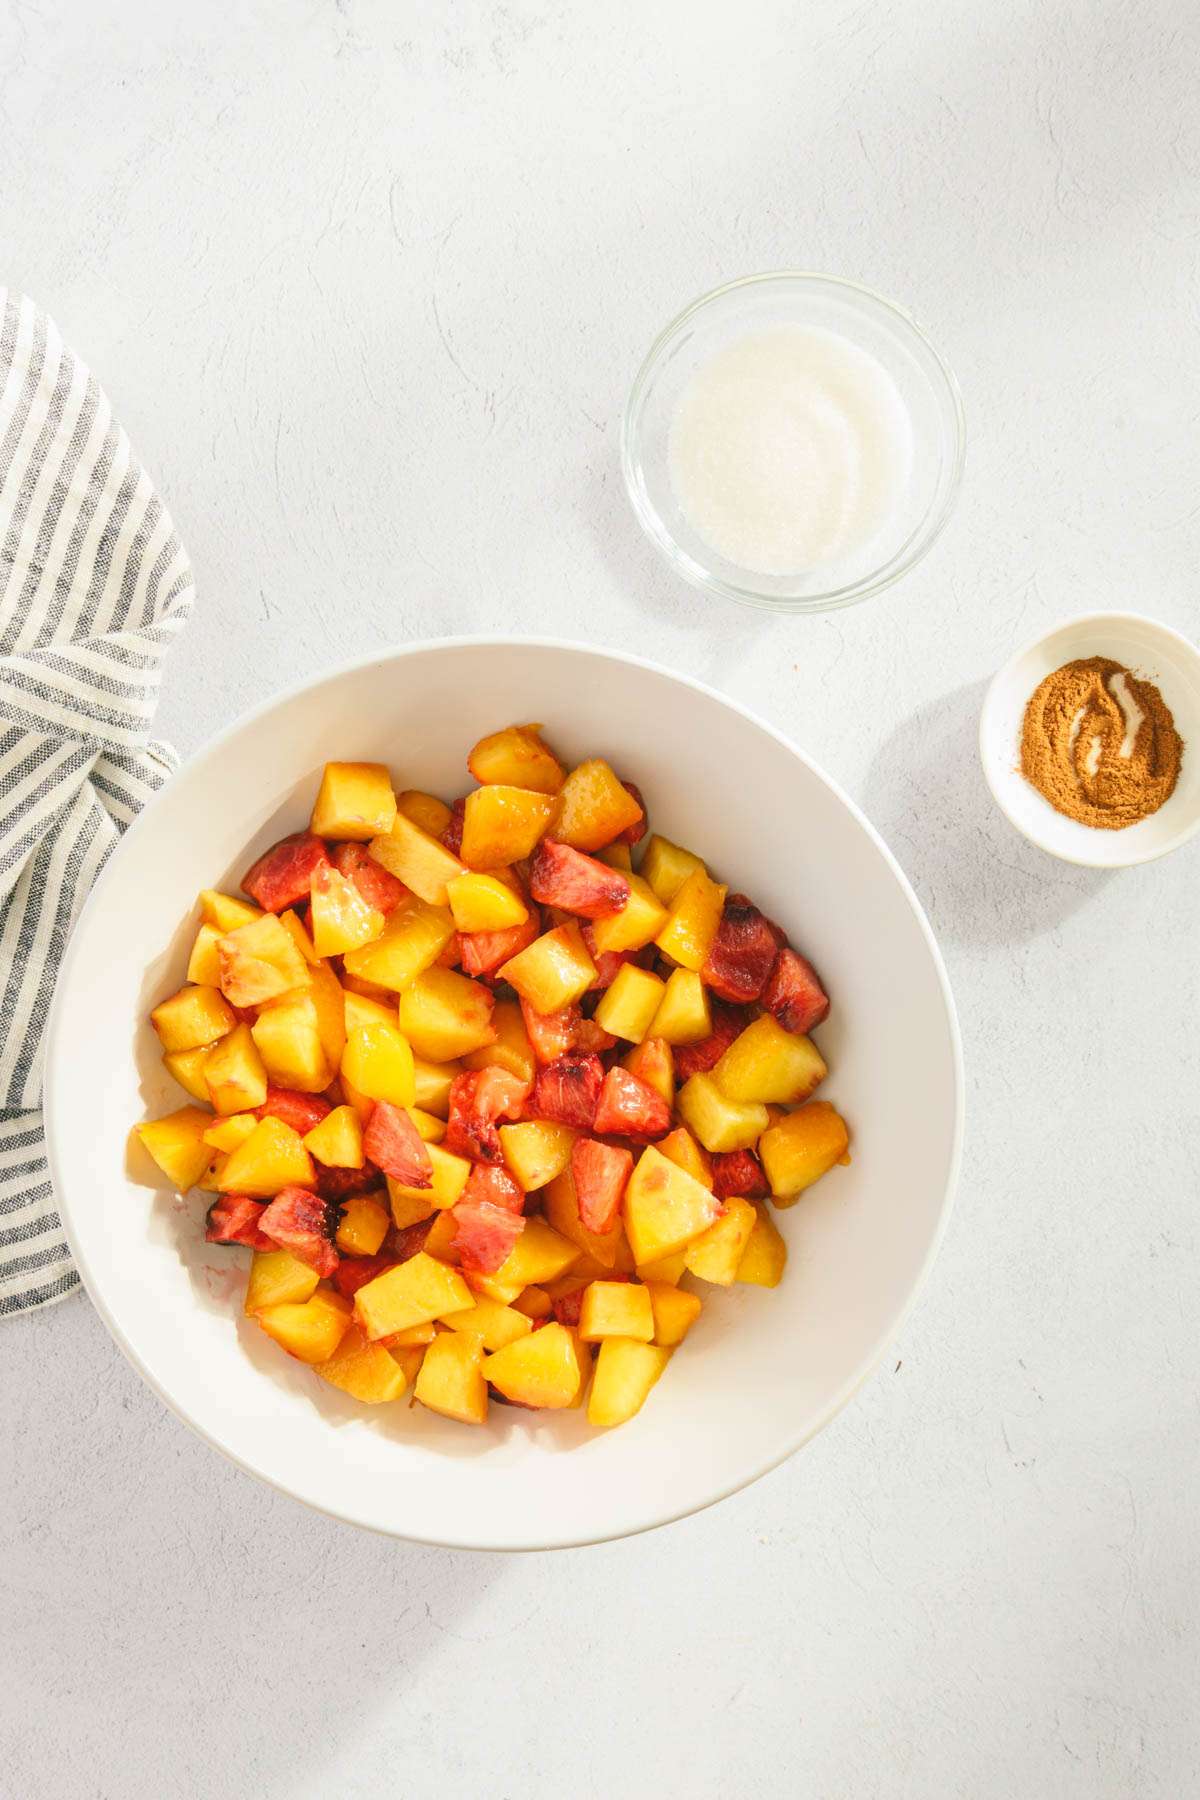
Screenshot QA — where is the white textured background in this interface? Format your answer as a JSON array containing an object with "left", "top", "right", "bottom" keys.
[{"left": 2, "top": 3, "right": 1199, "bottom": 1796}]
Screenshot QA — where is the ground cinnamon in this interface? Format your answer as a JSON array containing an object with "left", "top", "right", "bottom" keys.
[{"left": 1020, "top": 657, "right": 1183, "bottom": 829}]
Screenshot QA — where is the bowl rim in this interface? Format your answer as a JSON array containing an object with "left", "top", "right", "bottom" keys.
[
  {"left": 978, "top": 608, "right": 1200, "bottom": 868},
  {"left": 620, "top": 269, "right": 967, "bottom": 615},
  {"left": 45, "top": 634, "right": 965, "bottom": 1550}
]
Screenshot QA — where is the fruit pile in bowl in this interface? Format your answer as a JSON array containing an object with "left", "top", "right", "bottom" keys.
[{"left": 135, "top": 723, "right": 849, "bottom": 1432}]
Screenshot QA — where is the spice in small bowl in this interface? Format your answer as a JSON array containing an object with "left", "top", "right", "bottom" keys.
[
  {"left": 979, "top": 611, "right": 1200, "bottom": 868},
  {"left": 1020, "top": 657, "right": 1183, "bottom": 830}
]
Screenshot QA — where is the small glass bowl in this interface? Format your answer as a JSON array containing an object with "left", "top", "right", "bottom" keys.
[{"left": 621, "top": 271, "right": 966, "bottom": 613}]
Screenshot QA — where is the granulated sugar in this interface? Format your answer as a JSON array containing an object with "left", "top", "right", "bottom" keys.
[{"left": 668, "top": 324, "right": 913, "bottom": 576}]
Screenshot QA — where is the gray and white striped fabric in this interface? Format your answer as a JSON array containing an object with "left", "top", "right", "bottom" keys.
[{"left": 0, "top": 290, "right": 193, "bottom": 1316}]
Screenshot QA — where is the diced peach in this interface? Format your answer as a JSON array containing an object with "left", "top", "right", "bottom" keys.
[
  {"left": 204, "top": 1022, "right": 269, "bottom": 1115},
  {"left": 257, "top": 1287, "right": 352, "bottom": 1363},
  {"left": 186, "top": 923, "right": 222, "bottom": 987},
  {"left": 648, "top": 967, "right": 711, "bottom": 1045},
  {"left": 244, "top": 1247, "right": 320, "bottom": 1313},
  {"left": 202, "top": 1113, "right": 258, "bottom": 1154},
  {"left": 257, "top": 1086, "right": 330, "bottom": 1135},
  {"left": 330, "top": 842, "right": 407, "bottom": 915},
  {"left": 482, "top": 1321, "right": 584, "bottom": 1408},
  {"left": 569, "top": 1139, "right": 632, "bottom": 1234},
  {"left": 552, "top": 759, "right": 643, "bottom": 851},
  {"left": 711, "top": 1147, "right": 768, "bottom": 1199},
  {"left": 151, "top": 984, "right": 235, "bottom": 1053},
  {"left": 645, "top": 1282, "right": 702, "bottom": 1346},
  {"left": 621, "top": 1037, "right": 675, "bottom": 1111},
  {"left": 758, "top": 1100, "right": 850, "bottom": 1204},
  {"left": 304, "top": 1103, "right": 365, "bottom": 1169},
  {"left": 545, "top": 1167, "right": 626, "bottom": 1271},
  {"left": 595, "top": 842, "right": 633, "bottom": 872},
  {"left": 204, "top": 1194, "right": 272, "bottom": 1248},
  {"left": 677, "top": 1073, "right": 768, "bottom": 1154},
  {"left": 310, "top": 761, "right": 396, "bottom": 841},
  {"left": 342, "top": 893, "right": 456, "bottom": 992},
  {"left": 414, "top": 1329, "right": 488, "bottom": 1423},
  {"left": 134, "top": 1107, "right": 212, "bottom": 1191},
  {"left": 673, "top": 1000, "right": 749, "bottom": 1080},
  {"left": 735, "top": 1203, "right": 788, "bottom": 1286},
  {"left": 592, "top": 1066, "right": 671, "bottom": 1139},
  {"left": 638, "top": 834, "right": 704, "bottom": 906},
  {"left": 713, "top": 1015, "right": 827, "bottom": 1105},
  {"left": 589, "top": 874, "right": 668, "bottom": 954},
  {"left": 199, "top": 889, "right": 261, "bottom": 932},
  {"left": 259, "top": 1187, "right": 338, "bottom": 1276},
  {"left": 527, "top": 839, "right": 630, "bottom": 919},
  {"left": 458, "top": 909, "right": 540, "bottom": 979},
  {"left": 439, "top": 1293, "right": 533, "bottom": 1350},
  {"left": 446, "top": 871, "right": 529, "bottom": 933},
  {"left": 578, "top": 1280, "right": 654, "bottom": 1343},
  {"left": 215, "top": 1116, "right": 314, "bottom": 1196},
  {"left": 363, "top": 1101, "right": 431, "bottom": 1184},
  {"left": 635, "top": 1248, "right": 687, "bottom": 1285},
  {"left": 278, "top": 907, "right": 320, "bottom": 965},
  {"left": 341, "top": 1020, "right": 416, "bottom": 1108},
  {"left": 451, "top": 1199, "right": 525, "bottom": 1274},
  {"left": 242, "top": 831, "right": 331, "bottom": 913},
  {"left": 594, "top": 963, "right": 666, "bottom": 1044},
  {"left": 529, "top": 1052, "right": 604, "bottom": 1131},
  {"left": 467, "top": 723, "right": 566, "bottom": 795},
  {"left": 702, "top": 893, "right": 782, "bottom": 1003},
  {"left": 654, "top": 868, "right": 727, "bottom": 972},
  {"left": 656, "top": 1126, "right": 713, "bottom": 1190},
  {"left": 216, "top": 912, "right": 310, "bottom": 1008},
  {"left": 499, "top": 921, "right": 596, "bottom": 1014},
  {"left": 368, "top": 811, "right": 467, "bottom": 906},
  {"left": 354, "top": 1252, "right": 472, "bottom": 1339},
  {"left": 396, "top": 967, "right": 496, "bottom": 1061},
  {"left": 512, "top": 1285, "right": 553, "bottom": 1320},
  {"left": 335, "top": 1194, "right": 390, "bottom": 1256},
  {"left": 473, "top": 1215, "right": 580, "bottom": 1303},
  {"left": 315, "top": 1323, "right": 410, "bottom": 1402},
  {"left": 460, "top": 785, "right": 556, "bottom": 871},
  {"left": 683, "top": 1196, "right": 757, "bottom": 1285},
  {"left": 162, "top": 1045, "right": 213, "bottom": 1102},
  {"left": 387, "top": 1143, "right": 472, "bottom": 1215},
  {"left": 396, "top": 789, "right": 453, "bottom": 837},
  {"left": 587, "top": 1338, "right": 670, "bottom": 1427},
  {"left": 499, "top": 1120, "right": 577, "bottom": 1191},
  {"left": 412, "top": 1055, "right": 461, "bottom": 1118},
  {"left": 252, "top": 990, "right": 334, "bottom": 1093},
  {"left": 463, "top": 999, "right": 536, "bottom": 1086},
  {"left": 622, "top": 1145, "right": 721, "bottom": 1265},
  {"left": 761, "top": 946, "right": 830, "bottom": 1036}
]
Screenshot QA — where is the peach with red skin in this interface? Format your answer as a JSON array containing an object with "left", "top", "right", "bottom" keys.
[
  {"left": 528, "top": 840, "right": 631, "bottom": 920},
  {"left": 330, "top": 842, "right": 407, "bottom": 915},
  {"left": 257, "top": 1086, "right": 331, "bottom": 1136},
  {"left": 363, "top": 1102, "right": 433, "bottom": 1187},
  {"left": 529, "top": 1052, "right": 604, "bottom": 1131},
  {"left": 461, "top": 1162, "right": 525, "bottom": 1215},
  {"left": 259, "top": 1187, "right": 339, "bottom": 1276},
  {"left": 711, "top": 1148, "right": 768, "bottom": 1199},
  {"left": 452, "top": 1199, "right": 525, "bottom": 1273},
  {"left": 444, "top": 1069, "right": 531, "bottom": 1163},
  {"left": 592, "top": 1066, "right": 671, "bottom": 1139},
  {"left": 459, "top": 911, "right": 539, "bottom": 978},
  {"left": 243, "top": 832, "right": 332, "bottom": 913},
  {"left": 205, "top": 1195, "right": 274, "bottom": 1249},
  {"left": 761, "top": 946, "right": 830, "bottom": 1036},
  {"left": 313, "top": 1161, "right": 382, "bottom": 1202},
  {"left": 570, "top": 1138, "right": 633, "bottom": 1235},
  {"left": 441, "top": 798, "right": 466, "bottom": 856},
  {"left": 333, "top": 1253, "right": 395, "bottom": 1299},
  {"left": 672, "top": 1001, "right": 749, "bottom": 1081},
  {"left": 520, "top": 997, "right": 579, "bottom": 1064},
  {"left": 701, "top": 894, "right": 783, "bottom": 1004}
]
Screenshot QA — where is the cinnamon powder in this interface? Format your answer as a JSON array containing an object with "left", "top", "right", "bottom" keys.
[{"left": 1020, "top": 657, "right": 1183, "bottom": 830}]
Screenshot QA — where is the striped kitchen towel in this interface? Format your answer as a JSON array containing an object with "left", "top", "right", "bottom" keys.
[{"left": 0, "top": 290, "right": 193, "bottom": 1316}]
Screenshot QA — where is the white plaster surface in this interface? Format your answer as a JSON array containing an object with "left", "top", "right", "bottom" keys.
[{"left": 2, "top": 3, "right": 1199, "bottom": 1795}]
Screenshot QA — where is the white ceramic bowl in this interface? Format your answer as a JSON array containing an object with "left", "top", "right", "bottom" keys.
[
  {"left": 980, "top": 611, "right": 1200, "bottom": 867},
  {"left": 45, "top": 639, "right": 962, "bottom": 1550}
]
